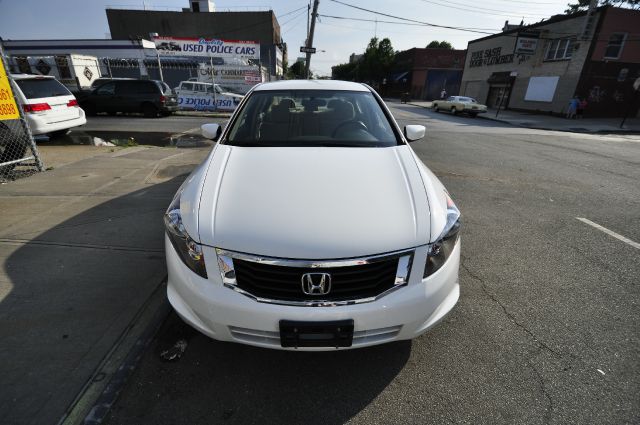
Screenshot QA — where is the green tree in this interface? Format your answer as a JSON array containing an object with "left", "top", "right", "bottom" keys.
[
  {"left": 361, "top": 37, "right": 395, "bottom": 84},
  {"left": 332, "top": 61, "right": 359, "bottom": 81},
  {"left": 565, "top": 0, "right": 639, "bottom": 13},
  {"left": 287, "top": 60, "right": 311, "bottom": 79},
  {"left": 426, "top": 40, "right": 453, "bottom": 49}
]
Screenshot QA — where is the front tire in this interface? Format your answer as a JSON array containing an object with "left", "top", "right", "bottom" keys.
[
  {"left": 451, "top": 106, "right": 457, "bottom": 115},
  {"left": 433, "top": 104, "right": 439, "bottom": 112}
]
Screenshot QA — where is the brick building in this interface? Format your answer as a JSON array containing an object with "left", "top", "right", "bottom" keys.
[
  {"left": 460, "top": 5, "right": 640, "bottom": 117},
  {"left": 389, "top": 48, "right": 466, "bottom": 100}
]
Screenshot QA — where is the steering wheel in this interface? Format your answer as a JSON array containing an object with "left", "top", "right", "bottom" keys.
[{"left": 332, "top": 120, "right": 368, "bottom": 137}]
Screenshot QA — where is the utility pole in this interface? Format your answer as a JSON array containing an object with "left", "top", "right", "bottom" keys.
[{"left": 304, "top": 0, "right": 319, "bottom": 80}]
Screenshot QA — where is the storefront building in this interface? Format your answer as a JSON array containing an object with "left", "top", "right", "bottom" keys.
[{"left": 460, "top": 6, "right": 640, "bottom": 117}]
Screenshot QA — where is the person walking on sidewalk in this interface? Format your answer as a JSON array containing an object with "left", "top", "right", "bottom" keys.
[
  {"left": 566, "top": 96, "right": 579, "bottom": 119},
  {"left": 440, "top": 89, "right": 447, "bottom": 100},
  {"left": 577, "top": 98, "right": 588, "bottom": 118}
]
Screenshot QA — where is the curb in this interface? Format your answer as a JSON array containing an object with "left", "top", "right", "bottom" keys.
[
  {"left": 58, "top": 279, "right": 172, "bottom": 425},
  {"left": 406, "top": 102, "right": 640, "bottom": 135}
]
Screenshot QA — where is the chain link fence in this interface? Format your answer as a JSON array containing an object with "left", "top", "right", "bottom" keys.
[{"left": 0, "top": 43, "right": 43, "bottom": 182}]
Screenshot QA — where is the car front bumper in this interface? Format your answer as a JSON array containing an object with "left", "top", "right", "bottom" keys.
[{"left": 166, "top": 235, "right": 460, "bottom": 351}]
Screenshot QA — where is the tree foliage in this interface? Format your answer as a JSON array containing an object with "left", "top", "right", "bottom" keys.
[
  {"left": 426, "top": 40, "right": 453, "bottom": 49},
  {"left": 565, "top": 0, "right": 639, "bottom": 13},
  {"left": 287, "top": 60, "right": 311, "bottom": 79},
  {"left": 331, "top": 37, "right": 395, "bottom": 84}
]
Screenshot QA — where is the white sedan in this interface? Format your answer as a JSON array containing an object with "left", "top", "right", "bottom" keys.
[
  {"left": 432, "top": 96, "right": 487, "bottom": 117},
  {"left": 165, "top": 80, "right": 461, "bottom": 350}
]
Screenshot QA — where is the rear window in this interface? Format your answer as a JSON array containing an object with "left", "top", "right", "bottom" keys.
[{"left": 16, "top": 78, "right": 71, "bottom": 99}]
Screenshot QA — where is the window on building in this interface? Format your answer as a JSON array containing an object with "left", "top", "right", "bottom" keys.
[
  {"left": 544, "top": 38, "right": 575, "bottom": 61},
  {"left": 604, "top": 33, "right": 626, "bottom": 59}
]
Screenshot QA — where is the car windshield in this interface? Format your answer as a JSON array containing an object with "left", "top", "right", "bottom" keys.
[
  {"left": 16, "top": 78, "right": 71, "bottom": 99},
  {"left": 226, "top": 90, "right": 399, "bottom": 147}
]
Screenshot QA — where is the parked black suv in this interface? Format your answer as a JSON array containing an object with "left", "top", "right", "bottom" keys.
[{"left": 79, "top": 79, "right": 178, "bottom": 118}]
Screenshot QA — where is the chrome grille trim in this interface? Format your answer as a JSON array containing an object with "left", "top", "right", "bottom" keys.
[{"left": 216, "top": 248, "right": 416, "bottom": 307}]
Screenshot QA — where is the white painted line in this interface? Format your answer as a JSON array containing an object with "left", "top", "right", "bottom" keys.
[{"left": 576, "top": 217, "right": 640, "bottom": 250}]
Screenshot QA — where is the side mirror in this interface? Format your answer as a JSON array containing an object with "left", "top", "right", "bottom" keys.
[
  {"left": 404, "top": 125, "right": 426, "bottom": 142},
  {"left": 201, "top": 123, "right": 221, "bottom": 140}
]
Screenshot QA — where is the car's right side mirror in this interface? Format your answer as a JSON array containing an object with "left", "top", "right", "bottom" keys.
[
  {"left": 201, "top": 123, "right": 222, "bottom": 140},
  {"left": 404, "top": 125, "right": 426, "bottom": 142}
]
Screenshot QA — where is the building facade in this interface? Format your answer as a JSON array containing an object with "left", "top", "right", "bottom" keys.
[
  {"left": 390, "top": 48, "right": 466, "bottom": 100},
  {"left": 106, "top": 6, "right": 284, "bottom": 77},
  {"left": 460, "top": 6, "right": 640, "bottom": 117}
]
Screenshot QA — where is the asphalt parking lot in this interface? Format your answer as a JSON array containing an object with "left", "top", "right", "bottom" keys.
[{"left": 93, "top": 104, "right": 639, "bottom": 424}]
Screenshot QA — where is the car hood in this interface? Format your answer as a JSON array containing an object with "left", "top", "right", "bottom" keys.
[{"left": 198, "top": 145, "right": 430, "bottom": 259}]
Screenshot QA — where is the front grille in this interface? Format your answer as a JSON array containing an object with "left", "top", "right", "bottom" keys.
[{"left": 233, "top": 258, "right": 400, "bottom": 302}]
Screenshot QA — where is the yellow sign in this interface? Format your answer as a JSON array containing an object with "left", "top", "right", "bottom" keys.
[{"left": 0, "top": 59, "right": 20, "bottom": 120}]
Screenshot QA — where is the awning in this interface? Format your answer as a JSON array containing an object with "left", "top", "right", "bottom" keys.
[{"left": 487, "top": 71, "right": 512, "bottom": 84}]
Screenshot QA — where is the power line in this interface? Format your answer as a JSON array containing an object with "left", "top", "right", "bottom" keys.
[
  {"left": 277, "top": 5, "right": 307, "bottom": 19},
  {"left": 329, "top": 0, "right": 498, "bottom": 34},
  {"left": 319, "top": 10, "right": 640, "bottom": 42},
  {"left": 280, "top": 9, "right": 308, "bottom": 27},
  {"left": 319, "top": 14, "right": 498, "bottom": 31},
  {"left": 417, "top": 0, "right": 558, "bottom": 18}
]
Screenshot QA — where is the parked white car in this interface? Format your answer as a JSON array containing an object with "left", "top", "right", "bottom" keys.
[
  {"left": 174, "top": 80, "right": 243, "bottom": 112},
  {"left": 11, "top": 74, "right": 86, "bottom": 136},
  {"left": 165, "top": 80, "right": 461, "bottom": 350}
]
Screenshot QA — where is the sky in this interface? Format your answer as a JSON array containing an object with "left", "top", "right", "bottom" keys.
[{"left": 0, "top": 0, "right": 572, "bottom": 76}]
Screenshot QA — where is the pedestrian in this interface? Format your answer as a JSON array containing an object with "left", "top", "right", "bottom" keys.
[
  {"left": 577, "top": 98, "right": 588, "bottom": 118},
  {"left": 440, "top": 89, "right": 447, "bottom": 100},
  {"left": 566, "top": 96, "right": 579, "bottom": 119}
]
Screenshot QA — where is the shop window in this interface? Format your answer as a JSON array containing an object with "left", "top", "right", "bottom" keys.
[
  {"left": 544, "top": 38, "right": 575, "bottom": 61},
  {"left": 604, "top": 33, "right": 626, "bottom": 59}
]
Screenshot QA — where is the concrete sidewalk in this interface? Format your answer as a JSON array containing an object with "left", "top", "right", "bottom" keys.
[
  {"left": 406, "top": 100, "right": 640, "bottom": 133},
  {"left": 0, "top": 144, "right": 210, "bottom": 424}
]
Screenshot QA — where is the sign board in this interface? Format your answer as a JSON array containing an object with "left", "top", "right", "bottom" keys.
[
  {"left": 0, "top": 59, "right": 20, "bottom": 120},
  {"left": 197, "top": 64, "right": 264, "bottom": 94},
  {"left": 515, "top": 37, "right": 538, "bottom": 55},
  {"left": 524, "top": 76, "right": 559, "bottom": 102},
  {"left": 300, "top": 46, "right": 316, "bottom": 54},
  {"left": 153, "top": 37, "right": 260, "bottom": 60}
]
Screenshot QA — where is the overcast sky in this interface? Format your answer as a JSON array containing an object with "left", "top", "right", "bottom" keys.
[{"left": 0, "top": 0, "right": 571, "bottom": 75}]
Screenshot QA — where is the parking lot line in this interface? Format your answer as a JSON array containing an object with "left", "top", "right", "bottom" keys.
[{"left": 576, "top": 217, "right": 640, "bottom": 250}]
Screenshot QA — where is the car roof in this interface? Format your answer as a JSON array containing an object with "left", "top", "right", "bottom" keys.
[
  {"left": 10, "top": 74, "right": 55, "bottom": 80},
  {"left": 253, "top": 79, "right": 369, "bottom": 92}
]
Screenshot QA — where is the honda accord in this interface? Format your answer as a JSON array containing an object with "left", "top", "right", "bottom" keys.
[{"left": 165, "top": 80, "right": 461, "bottom": 350}]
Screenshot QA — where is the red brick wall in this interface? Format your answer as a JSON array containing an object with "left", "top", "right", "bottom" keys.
[{"left": 591, "top": 8, "right": 640, "bottom": 63}]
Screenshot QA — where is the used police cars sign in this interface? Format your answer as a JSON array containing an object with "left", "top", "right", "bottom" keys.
[{"left": 154, "top": 37, "right": 260, "bottom": 60}]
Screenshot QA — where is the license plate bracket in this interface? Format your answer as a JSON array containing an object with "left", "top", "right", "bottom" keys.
[{"left": 279, "top": 319, "right": 354, "bottom": 348}]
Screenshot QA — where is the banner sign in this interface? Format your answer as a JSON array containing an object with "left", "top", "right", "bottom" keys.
[
  {"left": 0, "top": 59, "right": 20, "bottom": 120},
  {"left": 176, "top": 92, "right": 241, "bottom": 112},
  {"left": 198, "top": 64, "right": 264, "bottom": 94},
  {"left": 154, "top": 37, "right": 260, "bottom": 60}
]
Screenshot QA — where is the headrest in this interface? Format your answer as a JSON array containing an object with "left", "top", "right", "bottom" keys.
[{"left": 328, "top": 99, "right": 354, "bottom": 120}]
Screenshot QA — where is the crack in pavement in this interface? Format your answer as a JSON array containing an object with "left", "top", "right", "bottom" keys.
[
  {"left": 526, "top": 355, "right": 554, "bottom": 425},
  {"left": 460, "top": 255, "right": 562, "bottom": 359}
]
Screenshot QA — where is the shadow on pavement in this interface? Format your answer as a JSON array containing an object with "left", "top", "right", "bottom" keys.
[
  {"left": 0, "top": 174, "right": 189, "bottom": 425},
  {"left": 108, "top": 312, "right": 411, "bottom": 425}
]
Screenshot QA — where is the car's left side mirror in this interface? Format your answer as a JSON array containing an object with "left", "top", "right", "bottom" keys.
[
  {"left": 404, "top": 125, "right": 426, "bottom": 142},
  {"left": 201, "top": 123, "right": 222, "bottom": 140}
]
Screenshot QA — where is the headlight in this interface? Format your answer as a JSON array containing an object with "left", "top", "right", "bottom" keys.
[
  {"left": 164, "top": 192, "right": 208, "bottom": 278},
  {"left": 424, "top": 192, "right": 461, "bottom": 278}
]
